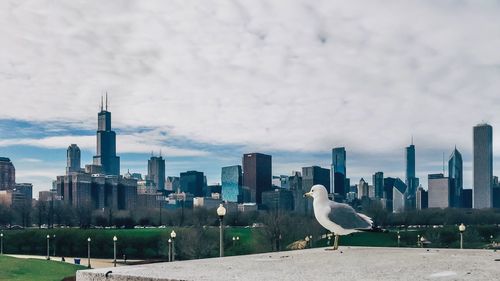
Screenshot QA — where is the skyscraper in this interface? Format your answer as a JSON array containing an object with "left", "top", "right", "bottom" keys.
[
  {"left": 242, "top": 153, "right": 272, "bottom": 205},
  {"left": 66, "top": 144, "right": 81, "bottom": 174},
  {"left": 0, "top": 157, "right": 15, "bottom": 190},
  {"left": 93, "top": 95, "right": 120, "bottom": 175},
  {"left": 448, "top": 147, "right": 463, "bottom": 208},
  {"left": 147, "top": 155, "right": 166, "bottom": 190},
  {"left": 473, "top": 124, "right": 493, "bottom": 209},
  {"left": 405, "top": 142, "right": 418, "bottom": 208},
  {"left": 331, "top": 147, "right": 346, "bottom": 197},
  {"left": 221, "top": 165, "right": 243, "bottom": 202},
  {"left": 428, "top": 173, "right": 451, "bottom": 209},
  {"left": 372, "top": 172, "right": 384, "bottom": 199},
  {"left": 180, "top": 171, "right": 205, "bottom": 197}
]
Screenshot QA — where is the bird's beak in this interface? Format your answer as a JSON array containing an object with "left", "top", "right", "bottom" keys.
[{"left": 303, "top": 192, "right": 312, "bottom": 198}]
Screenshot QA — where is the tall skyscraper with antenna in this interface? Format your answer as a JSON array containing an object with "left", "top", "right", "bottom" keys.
[
  {"left": 93, "top": 94, "right": 120, "bottom": 175},
  {"left": 405, "top": 138, "right": 419, "bottom": 209}
]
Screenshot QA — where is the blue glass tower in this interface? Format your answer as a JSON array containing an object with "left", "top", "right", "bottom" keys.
[
  {"left": 331, "top": 147, "right": 346, "bottom": 197},
  {"left": 221, "top": 165, "right": 243, "bottom": 202},
  {"left": 448, "top": 147, "right": 463, "bottom": 208}
]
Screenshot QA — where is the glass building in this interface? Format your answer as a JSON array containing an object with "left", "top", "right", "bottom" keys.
[
  {"left": 222, "top": 165, "right": 243, "bottom": 202},
  {"left": 331, "top": 147, "right": 346, "bottom": 197},
  {"left": 448, "top": 147, "right": 463, "bottom": 208}
]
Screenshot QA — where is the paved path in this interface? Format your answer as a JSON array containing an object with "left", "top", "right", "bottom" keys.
[
  {"left": 7, "top": 254, "right": 142, "bottom": 269},
  {"left": 77, "top": 247, "right": 500, "bottom": 281}
]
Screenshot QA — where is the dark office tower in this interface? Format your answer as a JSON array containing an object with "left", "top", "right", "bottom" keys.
[
  {"left": 302, "top": 166, "right": 330, "bottom": 193},
  {"left": 373, "top": 172, "right": 384, "bottom": 199},
  {"left": 221, "top": 165, "right": 243, "bottom": 202},
  {"left": 147, "top": 155, "right": 166, "bottom": 190},
  {"left": 331, "top": 147, "right": 346, "bottom": 197},
  {"left": 242, "top": 153, "right": 272, "bottom": 205},
  {"left": 448, "top": 147, "right": 463, "bottom": 208},
  {"left": 66, "top": 144, "right": 81, "bottom": 174},
  {"left": 405, "top": 142, "right": 418, "bottom": 209},
  {"left": 180, "top": 171, "right": 205, "bottom": 197},
  {"left": 473, "top": 124, "right": 493, "bottom": 209},
  {"left": 0, "top": 157, "right": 15, "bottom": 190},
  {"left": 93, "top": 95, "right": 120, "bottom": 175}
]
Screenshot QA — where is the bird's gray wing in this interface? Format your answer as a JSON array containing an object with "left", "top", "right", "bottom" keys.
[{"left": 328, "top": 201, "right": 373, "bottom": 230}]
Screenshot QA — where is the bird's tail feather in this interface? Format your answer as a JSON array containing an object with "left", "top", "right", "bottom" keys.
[{"left": 358, "top": 213, "right": 373, "bottom": 226}]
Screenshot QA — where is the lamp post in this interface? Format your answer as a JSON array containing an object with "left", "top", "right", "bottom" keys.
[
  {"left": 490, "top": 235, "right": 494, "bottom": 244},
  {"left": 217, "top": 204, "right": 227, "bottom": 257},
  {"left": 1, "top": 233, "right": 3, "bottom": 255},
  {"left": 417, "top": 235, "right": 420, "bottom": 247},
  {"left": 113, "top": 236, "right": 117, "bottom": 267},
  {"left": 305, "top": 236, "right": 310, "bottom": 248},
  {"left": 327, "top": 233, "right": 332, "bottom": 246},
  {"left": 46, "top": 235, "right": 50, "bottom": 260},
  {"left": 459, "top": 223, "right": 466, "bottom": 249},
  {"left": 420, "top": 236, "right": 425, "bottom": 248},
  {"left": 168, "top": 238, "right": 172, "bottom": 262},
  {"left": 53, "top": 235, "right": 56, "bottom": 257},
  {"left": 87, "top": 237, "right": 91, "bottom": 268},
  {"left": 170, "top": 230, "right": 176, "bottom": 261},
  {"left": 397, "top": 232, "right": 401, "bottom": 247}
]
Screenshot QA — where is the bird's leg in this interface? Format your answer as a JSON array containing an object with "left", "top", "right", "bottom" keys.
[{"left": 333, "top": 235, "right": 339, "bottom": 250}]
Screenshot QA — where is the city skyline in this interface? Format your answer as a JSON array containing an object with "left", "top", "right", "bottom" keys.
[{"left": 2, "top": 1, "right": 500, "bottom": 196}]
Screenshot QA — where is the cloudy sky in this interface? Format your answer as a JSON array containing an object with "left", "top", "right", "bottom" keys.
[{"left": 1, "top": 0, "right": 500, "bottom": 197}]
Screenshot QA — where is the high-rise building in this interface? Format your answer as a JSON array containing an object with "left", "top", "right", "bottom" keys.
[
  {"left": 331, "top": 147, "right": 346, "bottom": 197},
  {"left": 473, "top": 124, "right": 493, "bottom": 209},
  {"left": 428, "top": 173, "right": 452, "bottom": 209},
  {"left": 462, "top": 189, "right": 473, "bottom": 208},
  {"left": 302, "top": 166, "right": 330, "bottom": 193},
  {"left": 93, "top": 95, "right": 120, "bottom": 175},
  {"left": 221, "top": 165, "right": 243, "bottom": 203},
  {"left": 66, "top": 144, "right": 81, "bottom": 174},
  {"left": 166, "top": 176, "right": 180, "bottom": 192},
  {"left": 372, "top": 172, "right": 384, "bottom": 199},
  {"left": 393, "top": 182, "right": 406, "bottom": 213},
  {"left": 448, "top": 147, "right": 463, "bottom": 208},
  {"left": 261, "top": 188, "right": 294, "bottom": 211},
  {"left": 405, "top": 142, "right": 418, "bottom": 208},
  {"left": 14, "top": 183, "right": 33, "bottom": 203},
  {"left": 0, "top": 157, "right": 15, "bottom": 190},
  {"left": 180, "top": 171, "right": 205, "bottom": 197},
  {"left": 147, "top": 155, "right": 166, "bottom": 190},
  {"left": 357, "top": 178, "right": 369, "bottom": 200},
  {"left": 416, "top": 186, "right": 428, "bottom": 210},
  {"left": 242, "top": 153, "right": 272, "bottom": 205}
]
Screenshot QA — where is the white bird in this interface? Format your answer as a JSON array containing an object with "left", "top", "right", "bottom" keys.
[{"left": 304, "top": 184, "right": 373, "bottom": 250}]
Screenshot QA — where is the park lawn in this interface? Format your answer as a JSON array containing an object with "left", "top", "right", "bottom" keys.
[
  {"left": 0, "top": 255, "right": 85, "bottom": 281},
  {"left": 316, "top": 231, "right": 397, "bottom": 248}
]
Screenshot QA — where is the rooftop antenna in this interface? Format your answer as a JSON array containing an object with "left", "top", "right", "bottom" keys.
[
  {"left": 100, "top": 95, "right": 103, "bottom": 111},
  {"left": 105, "top": 92, "right": 108, "bottom": 111}
]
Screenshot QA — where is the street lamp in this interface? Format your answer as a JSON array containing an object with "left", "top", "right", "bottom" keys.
[
  {"left": 1, "top": 233, "right": 3, "bottom": 255},
  {"left": 397, "top": 231, "right": 401, "bottom": 247},
  {"left": 87, "top": 237, "right": 91, "bottom": 268},
  {"left": 459, "top": 223, "right": 466, "bottom": 249},
  {"left": 113, "top": 236, "right": 117, "bottom": 267},
  {"left": 490, "top": 235, "right": 494, "bottom": 244},
  {"left": 168, "top": 238, "right": 172, "bottom": 262},
  {"left": 327, "top": 233, "right": 332, "bottom": 246},
  {"left": 170, "top": 230, "right": 176, "bottom": 261},
  {"left": 53, "top": 235, "right": 56, "bottom": 257},
  {"left": 46, "top": 235, "right": 50, "bottom": 260},
  {"left": 217, "top": 204, "right": 227, "bottom": 257},
  {"left": 305, "top": 236, "right": 310, "bottom": 248},
  {"left": 417, "top": 235, "right": 420, "bottom": 247},
  {"left": 420, "top": 236, "right": 425, "bottom": 248}
]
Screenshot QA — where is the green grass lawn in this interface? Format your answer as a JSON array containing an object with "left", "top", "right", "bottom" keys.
[{"left": 0, "top": 255, "right": 85, "bottom": 281}]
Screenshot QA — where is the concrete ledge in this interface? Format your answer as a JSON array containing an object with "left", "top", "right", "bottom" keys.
[{"left": 77, "top": 247, "right": 500, "bottom": 281}]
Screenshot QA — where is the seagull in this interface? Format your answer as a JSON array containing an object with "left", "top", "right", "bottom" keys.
[{"left": 304, "top": 184, "right": 373, "bottom": 250}]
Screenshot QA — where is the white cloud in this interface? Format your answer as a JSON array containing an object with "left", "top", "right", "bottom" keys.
[
  {"left": 1, "top": 1, "right": 500, "bottom": 188},
  {"left": 0, "top": 133, "right": 209, "bottom": 157}
]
